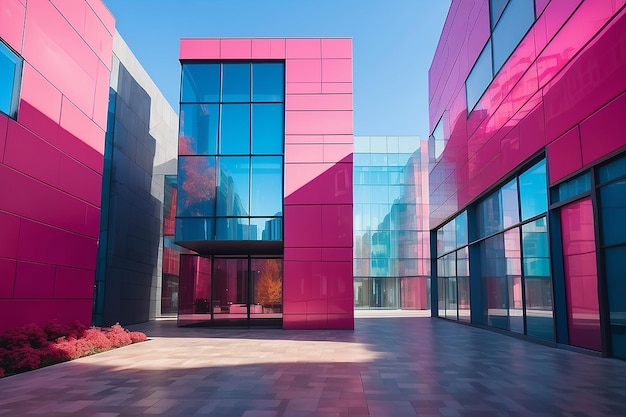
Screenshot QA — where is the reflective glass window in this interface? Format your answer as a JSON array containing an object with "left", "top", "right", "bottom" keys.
[
  {"left": 0, "top": 41, "right": 22, "bottom": 118},
  {"left": 522, "top": 217, "right": 550, "bottom": 277},
  {"left": 598, "top": 154, "right": 626, "bottom": 183},
  {"left": 181, "top": 63, "right": 220, "bottom": 103},
  {"left": 220, "top": 104, "right": 250, "bottom": 154},
  {"left": 477, "top": 190, "right": 501, "bottom": 238},
  {"left": 217, "top": 157, "right": 250, "bottom": 217},
  {"left": 525, "top": 275, "right": 554, "bottom": 340},
  {"left": 250, "top": 156, "right": 283, "bottom": 217},
  {"left": 175, "top": 218, "right": 215, "bottom": 241},
  {"left": 465, "top": 40, "right": 492, "bottom": 111},
  {"left": 252, "top": 104, "right": 284, "bottom": 154},
  {"left": 481, "top": 234, "right": 508, "bottom": 330},
  {"left": 179, "top": 104, "right": 219, "bottom": 155},
  {"left": 250, "top": 217, "right": 283, "bottom": 241},
  {"left": 605, "top": 246, "right": 626, "bottom": 326},
  {"left": 216, "top": 217, "right": 249, "bottom": 240},
  {"left": 222, "top": 63, "right": 250, "bottom": 102},
  {"left": 492, "top": 0, "right": 534, "bottom": 72},
  {"left": 252, "top": 62, "right": 284, "bottom": 102},
  {"left": 177, "top": 156, "right": 216, "bottom": 217},
  {"left": 490, "top": 0, "right": 509, "bottom": 28},
  {"left": 432, "top": 116, "right": 445, "bottom": 159},
  {"left": 552, "top": 171, "right": 591, "bottom": 203},
  {"left": 600, "top": 180, "right": 626, "bottom": 246},
  {"left": 456, "top": 211, "right": 468, "bottom": 247},
  {"left": 519, "top": 160, "right": 547, "bottom": 220},
  {"left": 501, "top": 179, "right": 520, "bottom": 228}
]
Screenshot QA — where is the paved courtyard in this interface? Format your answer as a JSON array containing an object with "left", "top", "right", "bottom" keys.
[{"left": 1, "top": 315, "right": 625, "bottom": 417}]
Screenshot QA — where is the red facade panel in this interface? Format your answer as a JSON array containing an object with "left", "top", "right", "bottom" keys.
[
  {"left": 0, "top": 0, "right": 114, "bottom": 332},
  {"left": 429, "top": 1, "right": 626, "bottom": 227}
]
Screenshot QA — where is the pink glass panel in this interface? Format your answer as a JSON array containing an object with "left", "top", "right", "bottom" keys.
[
  {"left": 0, "top": 0, "right": 26, "bottom": 53},
  {"left": 286, "top": 94, "right": 352, "bottom": 111},
  {"left": 0, "top": 211, "right": 20, "bottom": 259},
  {"left": 20, "top": 63, "right": 63, "bottom": 124},
  {"left": 286, "top": 59, "right": 322, "bottom": 83},
  {"left": 0, "top": 258, "right": 16, "bottom": 298},
  {"left": 286, "top": 39, "right": 321, "bottom": 58},
  {"left": 285, "top": 82, "right": 322, "bottom": 95},
  {"left": 321, "top": 39, "right": 351, "bottom": 59},
  {"left": 53, "top": 267, "right": 94, "bottom": 299},
  {"left": 59, "top": 96, "right": 105, "bottom": 154},
  {"left": 321, "top": 59, "right": 352, "bottom": 83},
  {"left": 284, "top": 143, "right": 324, "bottom": 163},
  {"left": 283, "top": 205, "right": 322, "bottom": 247},
  {"left": 285, "top": 110, "right": 353, "bottom": 135},
  {"left": 321, "top": 205, "right": 352, "bottom": 247},
  {"left": 580, "top": 92, "right": 626, "bottom": 166},
  {"left": 13, "top": 261, "right": 55, "bottom": 298},
  {"left": 86, "top": 0, "right": 115, "bottom": 35},
  {"left": 322, "top": 83, "right": 352, "bottom": 94},
  {"left": 561, "top": 198, "right": 601, "bottom": 351},
  {"left": 547, "top": 126, "right": 583, "bottom": 183},
  {"left": 83, "top": 6, "right": 114, "bottom": 67},
  {"left": 220, "top": 39, "right": 251, "bottom": 59},
  {"left": 180, "top": 39, "right": 220, "bottom": 59}
]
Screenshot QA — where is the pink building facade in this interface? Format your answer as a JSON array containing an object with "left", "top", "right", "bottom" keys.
[
  {"left": 176, "top": 38, "right": 354, "bottom": 329},
  {"left": 429, "top": 0, "right": 626, "bottom": 358},
  {"left": 0, "top": 0, "right": 115, "bottom": 332}
]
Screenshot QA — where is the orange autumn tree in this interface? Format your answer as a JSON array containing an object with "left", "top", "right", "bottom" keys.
[{"left": 256, "top": 259, "right": 282, "bottom": 309}]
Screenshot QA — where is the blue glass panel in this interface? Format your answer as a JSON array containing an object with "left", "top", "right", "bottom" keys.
[
  {"left": 555, "top": 171, "right": 591, "bottom": 202},
  {"left": 456, "top": 211, "right": 468, "bottom": 247},
  {"left": 250, "top": 156, "right": 283, "bottom": 216},
  {"left": 598, "top": 154, "right": 626, "bottom": 183},
  {"left": 216, "top": 217, "right": 249, "bottom": 240},
  {"left": 519, "top": 160, "right": 547, "bottom": 220},
  {"left": 492, "top": 0, "right": 534, "bottom": 72},
  {"left": 522, "top": 217, "right": 550, "bottom": 277},
  {"left": 0, "top": 41, "right": 22, "bottom": 118},
  {"left": 179, "top": 104, "right": 218, "bottom": 155},
  {"left": 222, "top": 63, "right": 250, "bottom": 102},
  {"left": 490, "top": 0, "right": 509, "bottom": 28},
  {"left": 252, "top": 104, "right": 284, "bottom": 154},
  {"left": 600, "top": 180, "right": 626, "bottom": 246},
  {"left": 177, "top": 156, "right": 216, "bottom": 217},
  {"left": 181, "top": 63, "right": 220, "bottom": 103},
  {"left": 477, "top": 190, "right": 501, "bottom": 238},
  {"left": 250, "top": 217, "right": 283, "bottom": 240},
  {"left": 466, "top": 40, "right": 492, "bottom": 111},
  {"left": 217, "top": 156, "right": 250, "bottom": 217},
  {"left": 220, "top": 104, "right": 250, "bottom": 154},
  {"left": 252, "top": 62, "right": 284, "bottom": 102},
  {"left": 525, "top": 276, "right": 554, "bottom": 340},
  {"left": 501, "top": 179, "right": 520, "bottom": 227},
  {"left": 175, "top": 218, "right": 215, "bottom": 241},
  {"left": 605, "top": 245, "right": 626, "bottom": 325}
]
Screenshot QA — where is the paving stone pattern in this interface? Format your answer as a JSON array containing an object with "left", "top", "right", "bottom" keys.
[{"left": 1, "top": 317, "right": 625, "bottom": 416}]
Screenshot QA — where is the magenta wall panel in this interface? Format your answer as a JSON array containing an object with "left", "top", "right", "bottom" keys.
[
  {"left": 0, "top": 0, "right": 26, "bottom": 54},
  {"left": 0, "top": 0, "right": 113, "bottom": 333},
  {"left": 429, "top": 1, "right": 626, "bottom": 228},
  {"left": 179, "top": 37, "right": 353, "bottom": 330}
]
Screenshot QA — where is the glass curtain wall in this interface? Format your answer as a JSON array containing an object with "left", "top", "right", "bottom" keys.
[
  {"left": 353, "top": 136, "right": 430, "bottom": 310},
  {"left": 176, "top": 61, "right": 284, "bottom": 242}
]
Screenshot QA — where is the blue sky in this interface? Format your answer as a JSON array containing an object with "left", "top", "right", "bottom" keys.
[{"left": 103, "top": 0, "right": 451, "bottom": 137}]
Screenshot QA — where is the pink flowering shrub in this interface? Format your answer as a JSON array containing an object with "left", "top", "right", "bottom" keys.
[{"left": 0, "top": 322, "right": 147, "bottom": 377}]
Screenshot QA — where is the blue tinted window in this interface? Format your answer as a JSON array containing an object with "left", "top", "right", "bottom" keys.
[
  {"left": 605, "top": 245, "right": 626, "bottom": 325},
  {"left": 490, "top": 0, "right": 509, "bottom": 28},
  {"left": 250, "top": 217, "right": 283, "bottom": 241},
  {"left": 492, "top": 0, "right": 534, "bottom": 73},
  {"left": 466, "top": 40, "right": 492, "bottom": 112},
  {"left": 0, "top": 41, "right": 22, "bottom": 118},
  {"left": 600, "top": 180, "right": 626, "bottom": 246},
  {"left": 456, "top": 211, "right": 468, "bottom": 247},
  {"left": 554, "top": 171, "right": 591, "bottom": 202},
  {"left": 177, "top": 156, "right": 216, "bottom": 217},
  {"left": 477, "top": 190, "right": 501, "bottom": 238},
  {"left": 222, "top": 63, "right": 250, "bottom": 102},
  {"left": 179, "top": 104, "right": 218, "bottom": 155},
  {"left": 598, "top": 154, "right": 626, "bottom": 183},
  {"left": 252, "top": 62, "right": 284, "bottom": 102},
  {"left": 217, "top": 156, "right": 250, "bottom": 217},
  {"left": 519, "top": 160, "right": 547, "bottom": 220},
  {"left": 521, "top": 218, "right": 550, "bottom": 276},
  {"left": 501, "top": 179, "right": 520, "bottom": 227},
  {"left": 252, "top": 104, "right": 283, "bottom": 154},
  {"left": 181, "top": 63, "right": 220, "bottom": 103},
  {"left": 250, "top": 156, "right": 283, "bottom": 216},
  {"left": 175, "top": 218, "right": 215, "bottom": 241},
  {"left": 220, "top": 104, "right": 250, "bottom": 154},
  {"left": 216, "top": 217, "right": 249, "bottom": 240}
]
